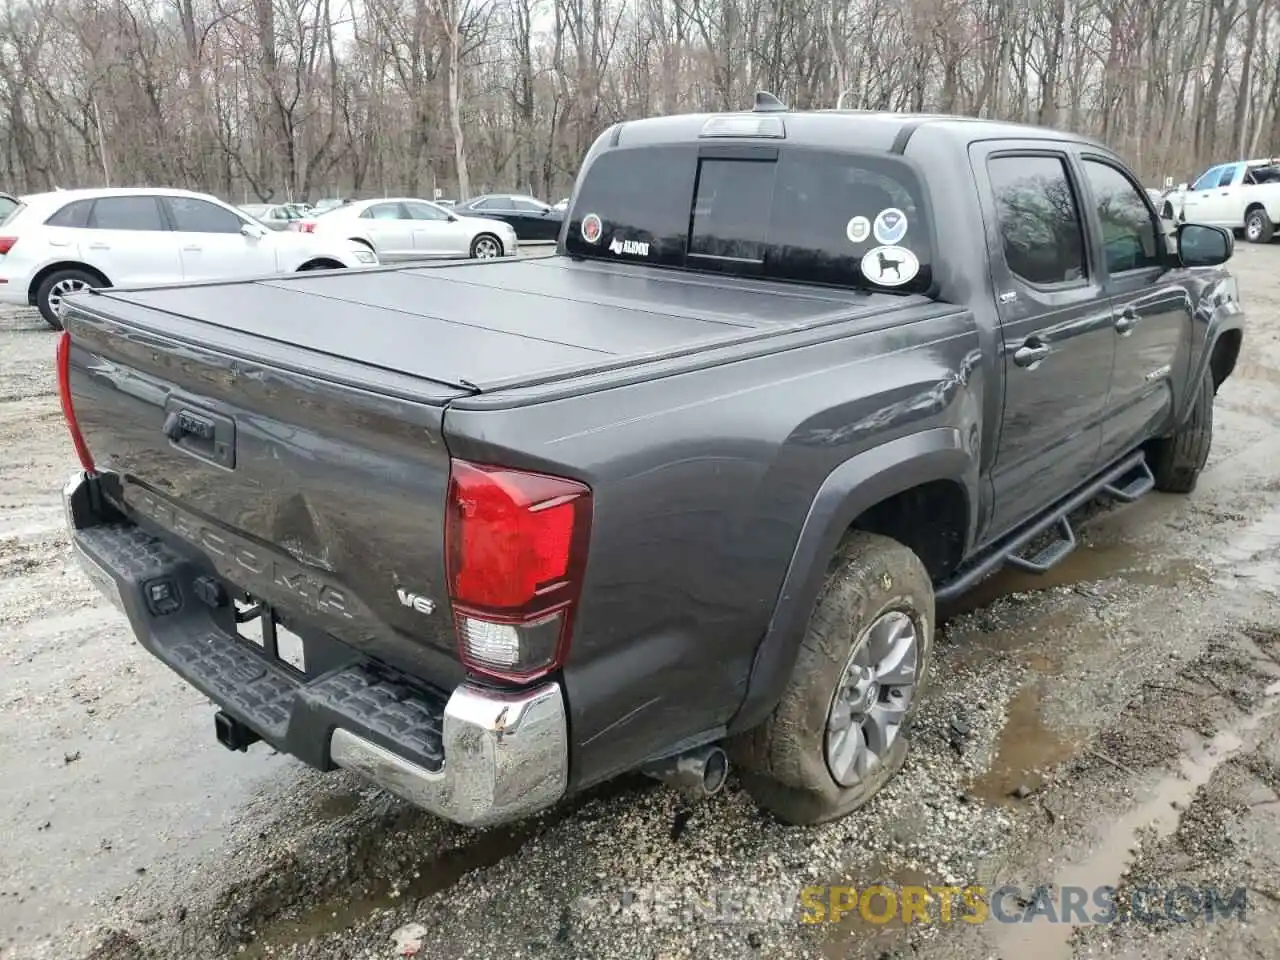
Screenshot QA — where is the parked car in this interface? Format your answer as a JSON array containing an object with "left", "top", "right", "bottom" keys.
[
  {"left": 239, "top": 203, "right": 306, "bottom": 231},
  {"left": 0, "top": 187, "right": 379, "bottom": 329},
  {"left": 1160, "top": 158, "right": 1280, "bottom": 241},
  {"left": 311, "top": 198, "right": 350, "bottom": 214},
  {"left": 57, "top": 104, "right": 1242, "bottom": 830},
  {"left": 451, "top": 193, "right": 563, "bottom": 241},
  {"left": 553, "top": 197, "right": 569, "bottom": 212},
  {"left": 295, "top": 196, "right": 517, "bottom": 260},
  {"left": 0, "top": 191, "right": 18, "bottom": 222}
]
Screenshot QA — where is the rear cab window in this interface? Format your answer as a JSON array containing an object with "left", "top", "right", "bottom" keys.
[{"left": 563, "top": 142, "right": 934, "bottom": 294}]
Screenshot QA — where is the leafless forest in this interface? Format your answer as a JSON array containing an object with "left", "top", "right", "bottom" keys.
[{"left": 0, "top": 0, "right": 1275, "bottom": 202}]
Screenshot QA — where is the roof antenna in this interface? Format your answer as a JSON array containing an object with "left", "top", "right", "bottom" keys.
[{"left": 753, "top": 91, "right": 787, "bottom": 112}]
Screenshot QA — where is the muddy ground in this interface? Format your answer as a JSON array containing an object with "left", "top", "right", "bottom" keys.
[{"left": 3, "top": 248, "right": 1280, "bottom": 960}]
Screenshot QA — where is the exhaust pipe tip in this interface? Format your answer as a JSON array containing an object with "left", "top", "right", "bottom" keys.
[
  {"left": 701, "top": 746, "right": 729, "bottom": 795},
  {"left": 641, "top": 744, "right": 729, "bottom": 801}
]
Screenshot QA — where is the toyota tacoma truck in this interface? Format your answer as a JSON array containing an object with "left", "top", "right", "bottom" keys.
[{"left": 56, "top": 100, "right": 1243, "bottom": 828}]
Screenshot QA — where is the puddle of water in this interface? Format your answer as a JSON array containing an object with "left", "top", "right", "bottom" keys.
[
  {"left": 988, "top": 676, "right": 1280, "bottom": 960},
  {"left": 817, "top": 863, "right": 935, "bottom": 960},
  {"left": 966, "top": 685, "right": 1082, "bottom": 805},
  {"left": 940, "top": 541, "right": 1202, "bottom": 623},
  {"left": 238, "top": 824, "right": 534, "bottom": 959},
  {"left": 1214, "top": 504, "right": 1280, "bottom": 593},
  {"left": 311, "top": 791, "right": 361, "bottom": 821}
]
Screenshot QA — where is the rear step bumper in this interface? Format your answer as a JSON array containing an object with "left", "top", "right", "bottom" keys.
[{"left": 63, "top": 471, "right": 569, "bottom": 829}]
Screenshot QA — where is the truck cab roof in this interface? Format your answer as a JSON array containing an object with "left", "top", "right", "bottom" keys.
[{"left": 605, "top": 106, "right": 1110, "bottom": 155}]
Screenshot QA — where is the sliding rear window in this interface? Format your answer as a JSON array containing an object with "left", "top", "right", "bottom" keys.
[{"left": 564, "top": 143, "right": 933, "bottom": 294}]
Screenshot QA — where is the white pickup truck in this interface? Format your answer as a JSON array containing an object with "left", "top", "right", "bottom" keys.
[{"left": 1162, "top": 157, "right": 1280, "bottom": 243}]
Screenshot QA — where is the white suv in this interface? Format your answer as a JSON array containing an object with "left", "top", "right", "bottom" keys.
[{"left": 0, "top": 187, "right": 379, "bottom": 329}]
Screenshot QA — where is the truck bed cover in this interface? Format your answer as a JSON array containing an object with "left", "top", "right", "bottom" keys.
[{"left": 78, "top": 257, "right": 927, "bottom": 396}]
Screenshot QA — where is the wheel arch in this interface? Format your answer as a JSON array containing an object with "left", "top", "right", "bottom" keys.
[
  {"left": 727, "top": 428, "right": 978, "bottom": 734},
  {"left": 297, "top": 257, "right": 346, "bottom": 271},
  {"left": 28, "top": 261, "right": 111, "bottom": 305}
]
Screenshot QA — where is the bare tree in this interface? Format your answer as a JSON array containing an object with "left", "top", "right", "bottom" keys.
[{"left": 1, "top": 0, "right": 1279, "bottom": 201}]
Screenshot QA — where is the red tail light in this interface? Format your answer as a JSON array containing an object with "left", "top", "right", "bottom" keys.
[
  {"left": 298, "top": 222, "right": 316, "bottom": 233},
  {"left": 55, "top": 331, "right": 96, "bottom": 474},
  {"left": 0, "top": 237, "right": 17, "bottom": 255},
  {"left": 445, "top": 459, "right": 592, "bottom": 682}
]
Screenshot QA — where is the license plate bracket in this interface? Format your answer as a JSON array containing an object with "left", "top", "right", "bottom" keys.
[{"left": 235, "top": 599, "right": 307, "bottom": 676}]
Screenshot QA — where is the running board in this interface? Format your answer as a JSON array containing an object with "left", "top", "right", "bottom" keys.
[{"left": 935, "top": 450, "right": 1152, "bottom": 603}]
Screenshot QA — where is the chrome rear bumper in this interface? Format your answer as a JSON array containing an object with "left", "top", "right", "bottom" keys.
[{"left": 329, "top": 682, "right": 568, "bottom": 828}]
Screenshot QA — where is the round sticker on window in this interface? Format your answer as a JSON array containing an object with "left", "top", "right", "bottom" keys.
[
  {"left": 861, "top": 245, "right": 919, "bottom": 287},
  {"left": 873, "top": 208, "right": 908, "bottom": 245},
  {"left": 581, "top": 213, "right": 602, "bottom": 244},
  {"left": 846, "top": 216, "right": 871, "bottom": 244}
]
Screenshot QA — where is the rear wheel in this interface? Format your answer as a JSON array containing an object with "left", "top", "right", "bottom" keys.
[
  {"left": 1148, "top": 366, "right": 1215, "bottom": 494},
  {"left": 1245, "top": 207, "right": 1274, "bottom": 244},
  {"left": 728, "top": 531, "right": 935, "bottom": 825},
  {"left": 470, "top": 234, "right": 502, "bottom": 259},
  {"left": 36, "top": 268, "right": 105, "bottom": 331}
]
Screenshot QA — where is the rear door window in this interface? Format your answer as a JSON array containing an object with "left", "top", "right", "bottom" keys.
[
  {"left": 564, "top": 144, "right": 933, "bottom": 293},
  {"left": 88, "top": 196, "right": 167, "bottom": 231},
  {"left": 986, "top": 155, "right": 1087, "bottom": 286}
]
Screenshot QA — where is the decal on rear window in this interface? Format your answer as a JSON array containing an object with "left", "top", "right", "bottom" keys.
[
  {"left": 845, "top": 216, "right": 871, "bottom": 244},
  {"left": 873, "top": 208, "right": 908, "bottom": 245},
  {"left": 861, "top": 245, "right": 918, "bottom": 286}
]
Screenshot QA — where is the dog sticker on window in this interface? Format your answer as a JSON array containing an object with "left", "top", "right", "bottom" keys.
[{"left": 861, "top": 245, "right": 919, "bottom": 286}]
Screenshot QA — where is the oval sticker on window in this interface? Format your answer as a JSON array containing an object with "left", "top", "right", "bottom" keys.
[
  {"left": 861, "top": 245, "right": 919, "bottom": 286},
  {"left": 581, "top": 213, "right": 602, "bottom": 244}
]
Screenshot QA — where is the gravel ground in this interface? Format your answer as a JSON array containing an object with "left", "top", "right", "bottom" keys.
[{"left": 3, "top": 245, "right": 1280, "bottom": 960}]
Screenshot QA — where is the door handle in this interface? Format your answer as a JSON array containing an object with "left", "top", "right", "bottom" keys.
[
  {"left": 182, "top": 245, "right": 201, "bottom": 252},
  {"left": 1115, "top": 308, "right": 1138, "bottom": 335},
  {"left": 49, "top": 239, "right": 71, "bottom": 248},
  {"left": 87, "top": 243, "right": 109, "bottom": 251},
  {"left": 1013, "top": 342, "right": 1050, "bottom": 367}
]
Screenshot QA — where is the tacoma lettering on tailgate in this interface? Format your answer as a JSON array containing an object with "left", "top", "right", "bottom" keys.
[{"left": 126, "top": 485, "right": 355, "bottom": 620}]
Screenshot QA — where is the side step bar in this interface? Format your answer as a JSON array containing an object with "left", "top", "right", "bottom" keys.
[{"left": 935, "top": 452, "right": 1155, "bottom": 603}]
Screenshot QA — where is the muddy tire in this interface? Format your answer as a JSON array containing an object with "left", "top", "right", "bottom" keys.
[
  {"left": 36, "top": 267, "right": 104, "bottom": 331},
  {"left": 1149, "top": 367, "right": 1214, "bottom": 494},
  {"left": 1245, "top": 207, "right": 1274, "bottom": 244},
  {"left": 728, "top": 531, "right": 934, "bottom": 825}
]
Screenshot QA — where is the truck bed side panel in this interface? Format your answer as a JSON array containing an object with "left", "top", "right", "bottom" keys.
[{"left": 442, "top": 307, "right": 983, "bottom": 788}]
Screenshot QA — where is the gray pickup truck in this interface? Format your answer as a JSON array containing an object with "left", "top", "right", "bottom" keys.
[{"left": 57, "top": 100, "right": 1244, "bottom": 829}]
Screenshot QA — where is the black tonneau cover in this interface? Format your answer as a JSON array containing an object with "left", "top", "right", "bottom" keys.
[{"left": 83, "top": 257, "right": 924, "bottom": 394}]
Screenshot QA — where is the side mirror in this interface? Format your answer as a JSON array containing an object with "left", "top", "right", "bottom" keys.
[
  {"left": 241, "top": 222, "right": 266, "bottom": 239},
  {"left": 1177, "top": 223, "right": 1233, "bottom": 267}
]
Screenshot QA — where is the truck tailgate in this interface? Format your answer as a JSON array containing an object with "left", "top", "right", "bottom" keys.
[{"left": 61, "top": 299, "right": 473, "bottom": 686}]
